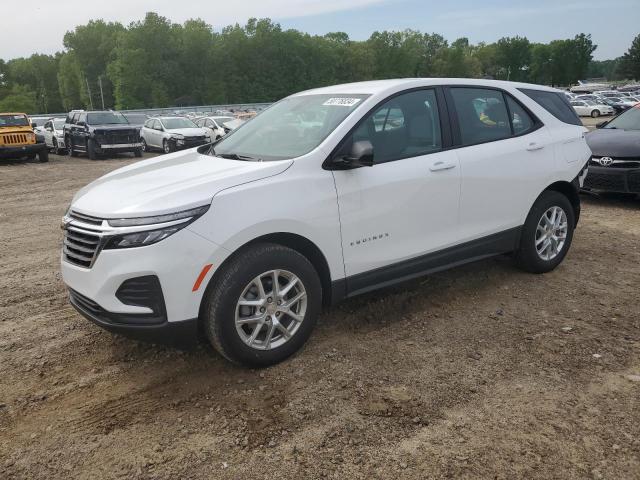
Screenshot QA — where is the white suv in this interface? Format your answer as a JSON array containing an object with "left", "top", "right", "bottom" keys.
[{"left": 61, "top": 79, "right": 590, "bottom": 366}]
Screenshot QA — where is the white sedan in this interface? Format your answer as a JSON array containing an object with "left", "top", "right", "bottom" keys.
[
  {"left": 194, "top": 116, "right": 236, "bottom": 140},
  {"left": 570, "top": 100, "right": 614, "bottom": 118},
  {"left": 141, "top": 117, "right": 212, "bottom": 154},
  {"left": 43, "top": 117, "right": 67, "bottom": 154}
]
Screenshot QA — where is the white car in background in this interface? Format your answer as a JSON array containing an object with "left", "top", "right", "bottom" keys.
[
  {"left": 194, "top": 116, "right": 236, "bottom": 140},
  {"left": 570, "top": 100, "right": 614, "bottom": 117},
  {"left": 141, "top": 117, "right": 212, "bottom": 154},
  {"left": 43, "top": 117, "right": 67, "bottom": 154}
]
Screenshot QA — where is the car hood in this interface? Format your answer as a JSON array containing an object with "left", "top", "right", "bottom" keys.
[
  {"left": 71, "top": 149, "right": 293, "bottom": 217},
  {"left": 586, "top": 129, "right": 640, "bottom": 158},
  {"left": 165, "top": 127, "right": 206, "bottom": 136}
]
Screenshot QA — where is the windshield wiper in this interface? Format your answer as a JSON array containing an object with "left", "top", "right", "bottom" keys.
[{"left": 217, "top": 153, "right": 258, "bottom": 161}]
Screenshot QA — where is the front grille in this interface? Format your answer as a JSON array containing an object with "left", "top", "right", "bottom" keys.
[
  {"left": 628, "top": 172, "right": 640, "bottom": 193},
  {"left": 97, "top": 131, "right": 138, "bottom": 145},
  {"left": 1, "top": 133, "right": 29, "bottom": 145},
  {"left": 63, "top": 211, "right": 105, "bottom": 268},
  {"left": 590, "top": 157, "right": 640, "bottom": 168},
  {"left": 584, "top": 172, "right": 627, "bottom": 192},
  {"left": 69, "top": 211, "right": 103, "bottom": 226}
]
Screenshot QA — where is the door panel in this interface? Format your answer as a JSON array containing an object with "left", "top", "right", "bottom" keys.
[
  {"left": 334, "top": 151, "right": 461, "bottom": 277},
  {"left": 332, "top": 88, "right": 460, "bottom": 278}
]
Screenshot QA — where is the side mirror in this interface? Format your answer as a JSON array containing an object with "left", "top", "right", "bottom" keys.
[
  {"left": 31, "top": 122, "right": 37, "bottom": 128},
  {"left": 333, "top": 140, "right": 374, "bottom": 169}
]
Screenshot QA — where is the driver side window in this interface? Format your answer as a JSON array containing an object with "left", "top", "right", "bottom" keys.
[{"left": 347, "top": 89, "right": 442, "bottom": 164}]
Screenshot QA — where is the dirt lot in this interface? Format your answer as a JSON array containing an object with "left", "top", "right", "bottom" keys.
[{"left": 1, "top": 150, "right": 639, "bottom": 480}]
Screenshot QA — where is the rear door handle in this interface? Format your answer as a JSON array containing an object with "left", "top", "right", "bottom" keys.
[
  {"left": 429, "top": 161, "right": 456, "bottom": 172},
  {"left": 526, "top": 142, "right": 545, "bottom": 151}
]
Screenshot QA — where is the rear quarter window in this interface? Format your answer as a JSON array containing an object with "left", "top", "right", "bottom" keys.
[{"left": 519, "top": 88, "right": 582, "bottom": 126}]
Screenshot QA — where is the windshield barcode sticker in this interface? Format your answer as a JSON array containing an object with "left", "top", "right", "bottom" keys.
[{"left": 323, "top": 98, "right": 362, "bottom": 107}]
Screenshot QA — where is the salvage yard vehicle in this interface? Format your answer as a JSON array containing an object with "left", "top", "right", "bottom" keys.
[
  {"left": 43, "top": 117, "right": 67, "bottom": 154},
  {"left": 0, "top": 113, "right": 49, "bottom": 162},
  {"left": 140, "top": 116, "right": 211, "bottom": 154},
  {"left": 584, "top": 104, "right": 640, "bottom": 195},
  {"left": 61, "top": 79, "right": 590, "bottom": 366},
  {"left": 64, "top": 110, "right": 143, "bottom": 159},
  {"left": 194, "top": 116, "right": 235, "bottom": 140},
  {"left": 570, "top": 99, "right": 614, "bottom": 118}
]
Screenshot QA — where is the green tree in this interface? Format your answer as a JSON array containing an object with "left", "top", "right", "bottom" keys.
[
  {"left": 494, "top": 36, "right": 531, "bottom": 81},
  {"left": 618, "top": 34, "right": 640, "bottom": 80},
  {"left": 0, "top": 84, "right": 37, "bottom": 113}
]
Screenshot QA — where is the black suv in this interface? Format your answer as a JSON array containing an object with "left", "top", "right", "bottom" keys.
[{"left": 64, "top": 110, "right": 143, "bottom": 159}]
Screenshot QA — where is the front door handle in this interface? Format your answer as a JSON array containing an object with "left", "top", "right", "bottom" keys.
[
  {"left": 526, "top": 142, "right": 545, "bottom": 151},
  {"left": 429, "top": 161, "right": 456, "bottom": 172}
]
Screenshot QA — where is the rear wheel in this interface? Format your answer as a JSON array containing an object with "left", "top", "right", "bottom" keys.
[
  {"left": 591, "top": 109, "right": 600, "bottom": 118},
  {"left": 202, "top": 243, "right": 322, "bottom": 367},
  {"left": 515, "top": 191, "right": 575, "bottom": 274}
]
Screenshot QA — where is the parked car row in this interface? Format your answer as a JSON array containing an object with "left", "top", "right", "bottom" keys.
[
  {"left": 564, "top": 88, "right": 640, "bottom": 116},
  {"left": 28, "top": 109, "right": 251, "bottom": 160}
]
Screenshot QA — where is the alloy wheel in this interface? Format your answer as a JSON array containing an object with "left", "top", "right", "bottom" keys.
[
  {"left": 535, "top": 206, "right": 568, "bottom": 261},
  {"left": 235, "top": 269, "right": 307, "bottom": 350}
]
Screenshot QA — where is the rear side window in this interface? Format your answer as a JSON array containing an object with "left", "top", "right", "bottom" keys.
[
  {"left": 519, "top": 88, "right": 582, "bottom": 126},
  {"left": 450, "top": 88, "right": 512, "bottom": 145},
  {"left": 505, "top": 96, "right": 534, "bottom": 135}
]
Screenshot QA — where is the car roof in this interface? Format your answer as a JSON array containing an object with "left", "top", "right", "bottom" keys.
[{"left": 292, "top": 78, "right": 560, "bottom": 97}]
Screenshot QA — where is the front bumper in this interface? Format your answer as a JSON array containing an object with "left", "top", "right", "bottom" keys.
[
  {"left": 0, "top": 142, "right": 46, "bottom": 159},
  {"left": 98, "top": 142, "right": 143, "bottom": 151},
  {"left": 61, "top": 226, "right": 231, "bottom": 345},
  {"left": 174, "top": 139, "right": 209, "bottom": 150},
  {"left": 583, "top": 165, "right": 640, "bottom": 193}
]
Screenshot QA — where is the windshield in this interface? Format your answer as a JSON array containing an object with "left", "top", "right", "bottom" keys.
[
  {"left": 87, "top": 112, "right": 129, "bottom": 125},
  {"left": 213, "top": 94, "right": 369, "bottom": 160},
  {"left": 162, "top": 117, "right": 198, "bottom": 129},
  {"left": 604, "top": 105, "right": 640, "bottom": 130},
  {"left": 53, "top": 119, "right": 65, "bottom": 129},
  {"left": 0, "top": 114, "right": 29, "bottom": 127},
  {"left": 123, "top": 114, "right": 147, "bottom": 125}
]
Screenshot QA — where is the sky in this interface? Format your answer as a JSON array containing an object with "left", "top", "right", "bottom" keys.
[{"left": 2, "top": 0, "right": 638, "bottom": 61}]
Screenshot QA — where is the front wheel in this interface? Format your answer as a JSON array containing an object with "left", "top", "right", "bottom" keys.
[
  {"left": 141, "top": 138, "right": 148, "bottom": 152},
  {"left": 134, "top": 148, "right": 142, "bottom": 158},
  {"left": 515, "top": 191, "right": 575, "bottom": 274},
  {"left": 87, "top": 139, "right": 97, "bottom": 160},
  {"left": 38, "top": 149, "right": 49, "bottom": 163},
  {"left": 162, "top": 139, "right": 173, "bottom": 154},
  {"left": 591, "top": 109, "right": 600, "bottom": 118},
  {"left": 67, "top": 137, "right": 78, "bottom": 157},
  {"left": 202, "top": 243, "right": 322, "bottom": 367}
]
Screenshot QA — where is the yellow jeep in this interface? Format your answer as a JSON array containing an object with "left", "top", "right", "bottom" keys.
[{"left": 0, "top": 113, "right": 49, "bottom": 162}]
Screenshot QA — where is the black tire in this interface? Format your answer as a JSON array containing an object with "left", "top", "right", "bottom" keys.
[
  {"left": 591, "top": 109, "right": 600, "bottom": 118},
  {"left": 515, "top": 190, "right": 575, "bottom": 274},
  {"left": 141, "top": 138, "right": 148, "bottom": 152},
  {"left": 163, "top": 139, "right": 173, "bottom": 154},
  {"left": 37, "top": 149, "right": 49, "bottom": 163},
  {"left": 134, "top": 148, "right": 143, "bottom": 158},
  {"left": 67, "top": 137, "right": 78, "bottom": 157},
  {"left": 52, "top": 138, "right": 60, "bottom": 155},
  {"left": 87, "top": 139, "right": 97, "bottom": 160},
  {"left": 202, "top": 243, "right": 322, "bottom": 367}
]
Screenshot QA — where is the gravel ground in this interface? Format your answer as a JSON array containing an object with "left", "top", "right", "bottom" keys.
[{"left": 0, "top": 147, "right": 639, "bottom": 480}]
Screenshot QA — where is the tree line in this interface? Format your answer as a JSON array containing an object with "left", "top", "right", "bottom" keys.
[{"left": 0, "top": 12, "right": 638, "bottom": 114}]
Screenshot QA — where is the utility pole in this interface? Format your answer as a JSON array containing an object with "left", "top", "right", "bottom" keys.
[
  {"left": 85, "top": 76, "right": 94, "bottom": 110},
  {"left": 98, "top": 76, "right": 105, "bottom": 110}
]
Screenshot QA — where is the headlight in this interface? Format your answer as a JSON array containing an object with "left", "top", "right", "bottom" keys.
[
  {"left": 104, "top": 225, "right": 182, "bottom": 249},
  {"left": 103, "top": 205, "right": 209, "bottom": 249},
  {"left": 171, "top": 134, "right": 184, "bottom": 140},
  {"left": 27, "top": 133, "right": 35, "bottom": 142},
  {"left": 107, "top": 205, "right": 209, "bottom": 227}
]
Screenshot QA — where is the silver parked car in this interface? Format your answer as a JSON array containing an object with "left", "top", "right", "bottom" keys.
[{"left": 141, "top": 117, "right": 212, "bottom": 154}]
